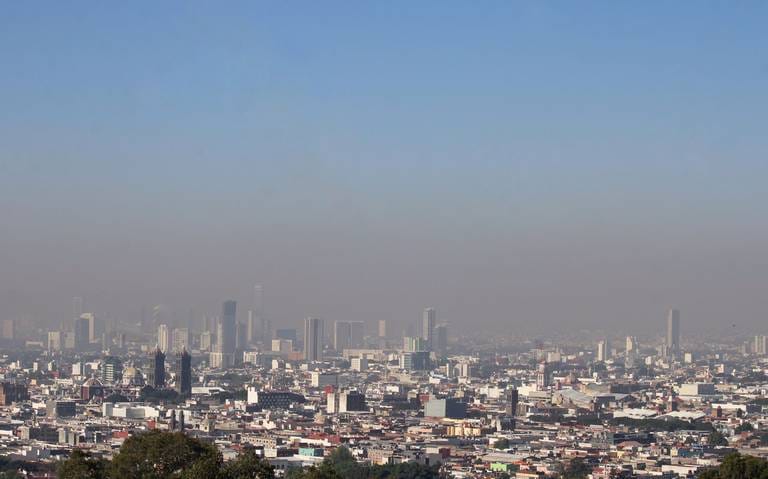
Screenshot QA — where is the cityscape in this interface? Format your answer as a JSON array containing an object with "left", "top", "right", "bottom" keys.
[
  {"left": 1, "top": 299, "right": 768, "bottom": 478},
  {"left": 2, "top": 2, "right": 768, "bottom": 479}
]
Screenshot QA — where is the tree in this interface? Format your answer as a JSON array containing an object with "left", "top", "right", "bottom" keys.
[
  {"left": 735, "top": 422, "right": 754, "bottom": 434},
  {"left": 110, "top": 430, "right": 220, "bottom": 479},
  {"left": 698, "top": 452, "right": 768, "bottom": 479},
  {"left": 709, "top": 430, "right": 729, "bottom": 447},
  {"left": 221, "top": 447, "right": 276, "bottom": 479},
  {"left": 561, "top": 458, "right": 592, "bottom": 479},
  {"left": 58, "top": 449, "right": 109, "bottom": 479},
  {"left": 493, "top": 438, "right": 510, "bottom": 449}
]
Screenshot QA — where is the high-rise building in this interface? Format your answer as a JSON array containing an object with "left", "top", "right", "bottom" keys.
[
  {"left": 536, "top": 362, "right": 551, "bottom": 390},
  {"left": 246, "top": 310, "right": 256, "bottom": 345},
  {"left": 422, "top": 307, "right": 436, "bottom": 349},
  {"left": 304, "top": 317, "right": 323, "bottom": 362},
  {"left": 100, "top": 356, "right": 123, "bottom": 384},
  {"left": 77, "top": 313, "right": 99, "bottom": 344},
  {"left": 754, "top": 335, "right": 767, "bottom": 355},
  {"left": 1, "top": 319, "right": 15, "bottom": 340},
  {"left": 216, "top": 300, "right": 237, "bottom": 367},
  {"left": 48, "top": 331, "right": 62, "bottom": 352},
  {"left": 333, "top": 321, "right": 351, "bottom": 352},
  {"left": 74, "top": 315, "right": 90, "bottom": 351},
  {"left": 152, "top": 347, "right": 166, "bottom": 388},
  {"left": 175, "top": 349, "right": 192, "bottom": 397},
  {"left": 667, "top": 309, "right": 681, "bottom": 354},
  {"left": 506, "top": 388, "right": 519, "bottom": 417},
  {"left": 400, "top": 351, "right": 431, "bottom": 370},
  {"left": 403, "top": 336, "right": 428, "bottom": 352},
  {"left": 333, "top": 321, "right": 364, "bottom": 352},
  {"left": 200, "top": 331, "right": 213, "bottom": 352},
  {"left": 434, "top": 324, "right": 448, "bottom": 356},
  {"left": 625, "top": 336, "right": 638, "bottom": 354},
  {"left": 172, "top": 328, "right": 190, "bottom": 352},
  {"left": 378, "top": 319, "right": 387, "bottom": 338},
  {"left": 0, "top": 382, "right": 29, "bottom": 406},
  {"left": 157, "top": 324, "right": 170, "bottom": 353},
  {"left": 597, "top": 339, "right": 610, "bottom": 361},
  {"left": 350, "top": 321, "right": 364, "bottom": 348}
]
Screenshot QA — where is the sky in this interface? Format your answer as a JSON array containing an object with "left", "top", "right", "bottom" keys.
[{"left": 1, "top": 2, "right": 767, "bottom": 334}]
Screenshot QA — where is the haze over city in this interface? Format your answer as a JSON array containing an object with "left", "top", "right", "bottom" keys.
[{"left": 2, "top": 2, "right": 767, "bottom": 334}]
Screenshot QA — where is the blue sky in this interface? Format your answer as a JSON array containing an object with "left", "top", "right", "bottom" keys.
[{"left": 1, "top": 2, "right": 767, "bottom": 332}]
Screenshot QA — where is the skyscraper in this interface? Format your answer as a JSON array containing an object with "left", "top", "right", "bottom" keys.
[
  {"left": 333, "top": 320, "right": 364, "bottom": 352},
  {"left": 74, "top": 315, "right": 90, "bottom": 351},
  {"left": 333, "top": 321, "right": 352, "bottom": 352},
  {"left": 422, "top": 307, "right": 436, "bottom": 349},
  {"left": 157, "top": 324, "right": 170, "bottom": 353},
  {"left": 175, "top": 348, "right": 192, "bottom": 397},
  {"left": 1, "top": 320, "right": 15, "bottom": 340},
  {"left": 625, "top": 336, "right": 638, "bottom": 354},
  {"left": 597, "top": 339, "right": 609, "bottom": 362},
  {"left": 349, "top": 321, "right": 364, "bottom": 348},
  {"left": 378, "top": 319, "right": 387, "bottom": 338},
  {"left": 172, "top": 328, "right": 190, "bottom": 353},
  {"left": 434, "top": 324, "right": 448, "bottom": 356},
  {"left": 152, "top": 347, "right": 166, "bottom": 388},
  {"left": 304, "top": 317, "right": 323, "bottom": 362},
  {"left": 78, "top": 313, "right": 98, "bottom": 344},
  {"left": 216, "top": 300, "right": 237, "bottom": 367},
  {"left": 246, "top": 310, "right": 256, "bottom": 345},
  {"left": 667, "top": 309, "right": 681, "bottom": 354},
  {"left": 754, "top": 335, "right": 767, "bottom": 355}
]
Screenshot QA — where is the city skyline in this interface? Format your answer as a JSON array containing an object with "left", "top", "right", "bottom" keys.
[{"left": 2, "top": 3, "right": 768, "bottom": 477}]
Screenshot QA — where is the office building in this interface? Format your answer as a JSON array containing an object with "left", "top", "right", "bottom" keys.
[
  {"left": 100, "top": 356, "right": 123, "bottom": 384},
  {"left": 754, "top": 335, "right": 767, "bottom": 355},
  {"left": 351, "top": 357, "right": 368, "bottom": 371},
  {"left": 304, "top": 317, "right": 323, "bottom": 362},
  {"left": 403, "top": 336, "right": 428, "bottom": 352},
  {"left": 422, "top": 307, "right": 436, "bottom": 348},
  {"left": 246, "top": 389, "right": 306, "bottom": 409},
  {"left": 172, "top": 328, "right": 190, "bottom": 352},
  {"left": 597, "top": 339, "right": 610, "bottom": 362},
  {"left": 74, "top": 315, "right": 91, "bottom": 351},
  {"left": 333, "top": 321, "right": 351, "bottom": 352},
  {"left": 47, "top": 331, "right": 62, "bottom": 352},
  {"left": 1, "top": 319, "right": 15, "bottom": 340},
  {"left": 311, "top": 372, "right": 338, "bottom": 388},
  {"left": 424, "top": 398, "right": 467, "bottom": 419},
  {"left": 625, "top": 336, "right": 638, "bottom": 354},
  {"left": 378, "top": 319, "right": 387, "bottom": 338},
  {"left": 400, "top": 351, "right": 430, "bottom": 371},
  {"left": 434, "top": 324, "right": 448, "bottom": 356},
  {"left": 216, "top": 300, "right": 237, "bottom": 368},
  {"left": 667, "top": 309, "right": 681, "bottom": 354},
  {"left": 272, "top": 339, "right": 293, "bottom": 354},
  {"left": 327, "top": 390, "right": 367, "bottom": 414},
  {"left": 246, "top": 310, "right": 256, "bottom": 345},
  {"left": 0, "top": 382, "right": 29, "bottom": 405},
  {"left": 84, "top": 313, "right": 101, "bottom": 344}
]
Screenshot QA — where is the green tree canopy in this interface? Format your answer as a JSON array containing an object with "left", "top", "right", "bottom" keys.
[{"left": 699, "top": 453, "right": 768, "bottom": 479}]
